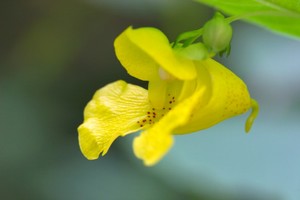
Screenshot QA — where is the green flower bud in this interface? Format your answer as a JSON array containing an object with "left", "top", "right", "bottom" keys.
[{"left": 203, "top": 13, "right": 232, "bottom": 53}]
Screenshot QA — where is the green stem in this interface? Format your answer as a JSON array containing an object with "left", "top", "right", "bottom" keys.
[
  {"left": 182, "top": 29, "right": 203, "bottom": 47},
  {"left": 173, "top": 28, "right": 203, "bottom": 48},
  {"left": 173, "top": 10, "right": 287, "bottom": 49}
]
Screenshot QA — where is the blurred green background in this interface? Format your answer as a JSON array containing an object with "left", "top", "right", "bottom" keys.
[{"left": 1, "top": 0, "right": 300, "bottom": 199}]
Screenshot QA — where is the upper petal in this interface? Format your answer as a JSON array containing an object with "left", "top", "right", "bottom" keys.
[
  {"left": 175, "top": 59, "right": 252, "bottom": 134},
  {"left": 78, "top": 80, "right": 151, "bottom": 160},
  {"left": 114, "top": 27, "right": 197, "bottom": 81},
  {"left": 133, "top": 87, "right": 206, "bottom": 166}
]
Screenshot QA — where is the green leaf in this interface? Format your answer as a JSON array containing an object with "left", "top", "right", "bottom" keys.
[{"left": 196, "top": 0, "right": 300, "bottom": 39}]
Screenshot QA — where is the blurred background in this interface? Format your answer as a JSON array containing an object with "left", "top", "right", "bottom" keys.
[{"left": 1, "top": 0, "right": 300, "bottom": 199}]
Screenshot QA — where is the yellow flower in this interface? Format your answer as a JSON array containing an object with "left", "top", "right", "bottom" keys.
[{"left": 78, "top": 27, "right": 259, "bottom": 166}]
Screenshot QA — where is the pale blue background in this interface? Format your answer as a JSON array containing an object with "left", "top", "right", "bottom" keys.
[{"left": 1, "top": 0, "right": 299, "bottom": 199}]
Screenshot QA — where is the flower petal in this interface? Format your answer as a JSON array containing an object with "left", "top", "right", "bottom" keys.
[
  {"left": 175, "top": 59, "right": 252, "bottom": 134},
  {"left": 133, "top": 87, "right": 206, "bottom": 166},
  {"left": 78, "top": 80, "right": 151, "bottom": 160},
  {"left": 133, "top": 128, "right": 174, "bottom": 167},
  {"left": 114, "top": 27, "right": 197, "bottom": 81}
]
